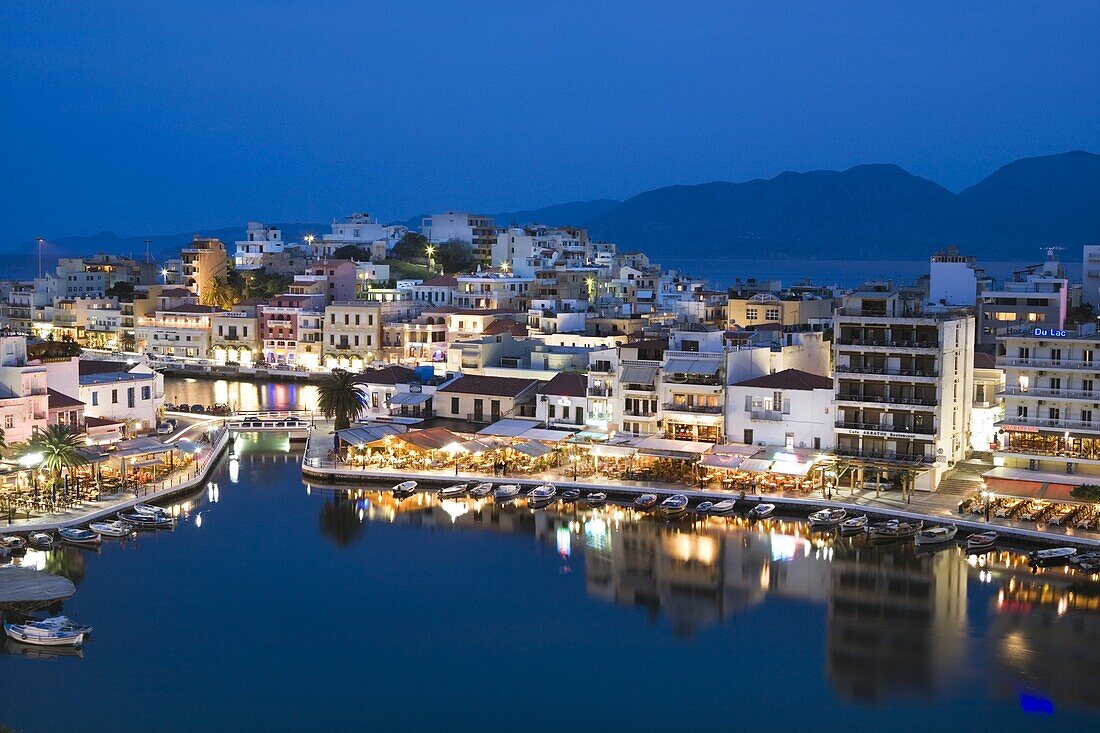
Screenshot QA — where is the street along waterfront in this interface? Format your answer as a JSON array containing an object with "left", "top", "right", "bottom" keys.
[{"left": 3, "top": 434, "right": 1100, "bottom": 732}]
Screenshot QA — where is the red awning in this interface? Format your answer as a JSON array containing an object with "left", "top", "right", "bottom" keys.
[
  {"left": 984, "top": 478, "right": 1045, "bottom": 499},
  {"left": 1041, "top": 483, "right": 1080, "bottom": 502}
]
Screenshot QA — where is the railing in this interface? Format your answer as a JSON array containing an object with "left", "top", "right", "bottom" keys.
[
  {"left": 836, "top": 338, "right": 939, "bottom": 349},
  {"left": 835, "top": 365, "right": 938, "bottom": 378},
  {"left": 1001, "top": 357, "right": 1098, "bottom": 370},
  {"left": 1002, "top": 416, "right": 1100, "bottom": 432},
  {"left": 750, "top": 410, "right": 785, "bottom": 421},
  {"left": 587, "top": 385, "right": 612, "bottom": 397},
  {"left": 835, "top": 393, "right": 938, "bottom": 407},
  {"left": 623, "top": 410, "right": 657, "bottom": 418},
  {"left": 663, "top": 402, "right": 723, "bottom": 414},
  {"left": 835, "top": 420, "right": 935, "bottom": 435},
  {"left": 1000, "top": 387, "right": 1100, "bottom": 400},
  {"left": 835, "top": 447, "right": 929, "bottom": 463}
]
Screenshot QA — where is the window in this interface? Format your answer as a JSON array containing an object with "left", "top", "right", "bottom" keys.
[
  {"left": 91, "top": 391, "right": 99, "bottom": 406},
  {"left": 765, "top": 308, "right": 780, "bottom": 320},
  {"left": 111, "top": 389, "right": 118, "bottom": 404},
  {"left": 4, "top": 416, "right": 12, "bottom": 429},
  {"left": 451, "top": 397, "right": 459, "bottom": 415},
  {"left": 745, "top": 308, "right": 758, "bottom": 320},
  {"left": 127, "top": 388, "right": 135, "bottom": 408},
  {"left": 142, "top": 386, "right": 150, "bottom": 400}
]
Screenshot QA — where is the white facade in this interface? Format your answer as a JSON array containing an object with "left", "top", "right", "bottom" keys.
[
  {"left": 318, "top": 213, "right": 407, "bottom": 259},
  {"left": 928, "top": 247, "right": 988, "bottom": 307},
  {"left": 234, "top": 222, "right": 286, "bottom": 270},
  {"left": 0, "top": 335, "right": 48, "bottom": 443},
  {"left": 1083, "top": 244, "right": 1100, "bottom": 307},
  {"left": 726, "top": 373, "right": 834, "bottom": 451}
]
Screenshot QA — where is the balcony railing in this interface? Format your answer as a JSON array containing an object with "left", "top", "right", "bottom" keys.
[
  {"left": 587, "top": 385, "right": 612, "bottom": 397},
  {"left": 1000, "top": 386, "right": 1100, "bottom": 400},
  {"left": 835, "top": 365, "right": 938, "bottom": 378},
  {"left": 623, "top": 410, "right": 657, "bottom": 418},
  {"left": 836, "top": 338, "right": 939, "bottom": 349},
  {"left": 1002, "top": 416, "right": 1100, "bottom": 432},
  {"left": 835, "top": 420, "right": 934, "bottom": 435},
  {"left": 750, "top": 409, "right": 785, "bottom": 421},
  {"left": 835, "top": 393, "right": 938, "bottom": 407},
  {"left": 835, "top": 447, "right": 929, "bottom": 463},
  {"left": 663, "top": 402, "right": 723, "bottom": 414},
  {"left": 1000, "top": 357, "right": 1098, "bottom": 370}
]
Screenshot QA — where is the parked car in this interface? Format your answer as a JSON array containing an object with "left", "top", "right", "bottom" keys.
[
  {"left": 156, "top": 423, "right": 174, "bottom": 436},
  {"left": 165, "top": 418, "right": 178, "bottom": 429},
  {"left": 190, "top": 404, "right": 206, "bottom": 414}
]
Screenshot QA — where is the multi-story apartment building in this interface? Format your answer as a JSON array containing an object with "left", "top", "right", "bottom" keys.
[
  {"left": 181, "top": 237, "right": 228, "bottom": 294},
  {"left": 726, "top": 369, "right": 834, "bottom": 450},
  {"left": 1082, "top": 244, "right": 1100, "bottom": 308},
  {"left": 927, "top": 246, "right": 991, "bottom": 307},
  {"left": 210, "top": 307, "right": 260, "bottom": 366},
  {"left": 833, "top": 285, "right": 974, "bottom": 492},
  {"left": 726, "top": 289, "right": 833, "bottom": 329},
  {"left": 0, "top": 334, "right": 49, "bottom": 443},
  {"left": 994, "top": 324, "right": 1100, "bottom": 484},
  {"left": 135, "top": 304, "right": 218, "bottom": 359},
  {"left": 406, "top": 276, "right": 457, "bottom": 307},
  {"left": 234, "top": 222, "right": 287, "bottom": 270},
  {"left": 258, "top": 294, "right": 322, "bottom": 368},
  {"left": 322, "top": 301, "right": 383, "bottom": 370},
  {"left": 55, "top": 254, "right": 157, "bottom": 297},
  {"left": 306, "top": 260, "right": 358, "bottom": 303},
  {"left": 421, "top": 212, "right": 497, "bottom": 266},
  {"left": 382, "top": 308, "right": 450, "bottom": 365},
  {"left": 454, "top": 271, "right": 532, "bottom": 311},
  {"left": 976, "top": 253, "right": 1068, "bottom": 346},
  {"left": 316, "top": 212, "right": 407, "bottom": 259}
]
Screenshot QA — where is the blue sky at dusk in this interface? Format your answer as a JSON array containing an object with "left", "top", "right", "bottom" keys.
[{"left": 1, "top": 0, "right": 1098, "bottom": 243}]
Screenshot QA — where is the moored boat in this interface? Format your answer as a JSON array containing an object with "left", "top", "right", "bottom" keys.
[
  {"left": 133, "top": 503, "right": 170, "bottom": 517},
  {"left": 469, "top": 482, "right": 494, "bottom": 498},
  {"left": 748, "top": 503, "right": 776, "bottom": 520},
  {"left": 966, "top": 531, "right": 998, "bottom": 552},
  {"left": 560, "top": 489, "right": 582, "bottom": 503},
  {"left": 117, "top": 511, "right": 174, "bottom": 529},
  {"left": 28, "top": 532, "right": 55, "bottom": 549},
  {"left": 710, "top": 499, "right": 737, "bottom": 516},
  {"left": 58, "top": 527, "right": 101, "bottom": 546},
  {"left": 808, "top": 508, "right": 846, "bottom": 528},
  {"left": 391, "top": 480, "right": 417, "bottom": 498},
  {"left": 840, "top": 515, "right": 868, "bottom": 534},
  {"left": 867, "top": 519, "right": 923, "bottom": 542},
  {"left": 0, "top": 535, "right": 26, "bottom": 551},
  {"left": 1028, "top": 547, "right": 1077, "bottom": 566},
  {"left": 3, "top": 623, "right": 84, "bottom": 648},
  {"left": 438, "top": 484, "right": 467, "bottom": 499},
  {"left": 527, "top": 484, "right": 557, "bottom": 503},
  {"left": 915, "top": 524, "right": 958, "bottom": 546},
  {"left": 585, "top": 492, "right": 607, "bottom": 507},
  {"left": 89, "top": 520, "right": 133, "bottom": 538},
  {"left": 1073, "top": 552, "right": 1100, "bottom": 574},
  {"left": 25, "top": 616, "right": 93, "bottom": 636},
  {"left": 695, "top": 501, "right": 715, "bottom": 514},
  {"left": 634, "top": 493, "right": 658, "bottom": 511},
  {"left": 493, "top": 484, "right": 520, "bottom": 501},
  {"left": 659, "top": 494, "right": 689, "bottom": 518}
]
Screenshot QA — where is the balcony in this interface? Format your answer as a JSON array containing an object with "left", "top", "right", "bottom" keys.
[
  {"left": 835, "top": 365, "right": 938, "bottom": 379},
  {"left": 1000, "top": 357, "right": 1098, "bottom": 370},
  {"left": 750, "top": 409, "right": 785, "bottom": 421},
  {"left": 1000, "top": 416, "right": 1100, "bottom": 433},
  {"left": 835, "top": 393, "right": 937, "bottom": 407},
  {"left": 834, "top": 447, "right": 929, "bottom": 464},
  {"left": 587, "top": 385, "right": 612, "bottom": 397},
  {"left": 835, "top": 420, "right": 934, "bottom": 435},
  {"left": 999, "top": 386, "right": 1100, "bottom": 400},
  {"left": 663, "top": 402, "right": 723, "bottom": 414},
  {"left": 836, "top": 338, "right": 939, "bottom": 350},
  {"left": 624, "top": 409, "right": 657, "bottom": 418}
]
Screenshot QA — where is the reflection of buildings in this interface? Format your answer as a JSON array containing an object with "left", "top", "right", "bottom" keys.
[
  {"left": 988, "top": 575, "right": 1100, "bottom": 712},
  {"left": 826, "top": 543, "right": 967, "bottom": 702}
]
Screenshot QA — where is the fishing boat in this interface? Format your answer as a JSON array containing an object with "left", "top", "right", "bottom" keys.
[
  {"left": 493, "top": 484, "right": 521, "bottom": 501},
  {"left": 58, "top": 527, "right": 102, "bottom": 546},
  {"left": 527, "top": 484, "right": 557, "bottom": 503},
  {"left": 966, "top": 531, "right": 998, "bottom": 552},
  {"left": 438, "top": 484, "right": 467, "bottom": 499},
  {"left": 133, "top": 503, "right": 170, "bottom": 517},
  {"left": 915, "top": 524, "right": 958, "bottom": 546},
  {"left": 634, "top": 493, "right": 658, "bottom": 511},
  {"left": 808, "top": 508, "right": 846, "bottom": 528},
  {"left": 560, "top": 489, "right": 582, "bottom": 503},
  {"left": 391, "top": 480, "right": 417, "bottom": 498},
  {"left": 0, "top": 535, "right": 26, "bottom": 551},
  {"left": 585, "top": 492, "right": 607, "bottom": 507},
  {"left": 866, "top": 519, "right": 923, "bottom": 542},
  {"left": 25, "top": 616, "right": 93, "bottom": 636},
  {"left": 1072, "top": 552, "right": 1100, "bottom": 574},
  {"left": 695, "top": 501, "right": 715, "bottom": 514},
  {"left": 469, "top": 482, "right": 494, "bottom": 498},
  {"left": 659, "top": 494, "right": 689, "bottom": 518},
  {"left": 28, "top": 532, "right": 55, "bottom": 549},
  {"left": 117, "top": 511, "right": 174, "bottom": 529},
  {"left": 3, "top": 623, "right": 84, "bottom": 648},
  {"left": 1028, "top": 547, "right": 1078, "bottom": 566},
  {"left": 89, "top": 520, "right": 133, "bottom": 538},
  {"left": 840, "top": 515, "right": 869, "bottom": 534},
  {"left": 748, "top": 503, "right": 776, "bottom": 520},
  {"left": 710, "top": 499, "right": 738, "bottom": 516}
]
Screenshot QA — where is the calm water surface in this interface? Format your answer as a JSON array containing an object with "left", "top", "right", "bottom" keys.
[
  {"left": 3, "top": 434, "right": 1100, "bottom": 732},
  {"left": 164, "top": 377, "right": 318, "bottom": 412}
]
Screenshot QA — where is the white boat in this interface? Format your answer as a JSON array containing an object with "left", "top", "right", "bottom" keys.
[
  {"left": 867, "top": 519, "right": 923, "bottom": 541},
  {"left": 695, "top": 501, "right": 715, "bottom": 514},
  {"left": 1029, "top": 547, "right": 1078, "bottom": 566},
  {"left": 0, "top": 535, "right": 26, "bottom": 550},
  {"left": 915, "top": 525, "right": 958, "bottom": 546},
  {"left": 710, "top": 499, "right": 738, "bottom": 516},
  {"left": 659, "top": 494, "right": 689, "bottom": 518},
  {"left": 438, "top": 484, "right": 467, "bottom": 499},
  {"left": 469, "top": 482, "right": 494, "bottom": 498},
  {"left": 493, "top": 484, "right": 520, "bottom": 500},
  {"left": 748, "top": 503, "right": 776, "bottom": 520},
  {"left": 28, "top": 532, "right": 55, "bottom": 549},
  {"left": 117, "top": 511, "right": 174, "bottom": 529},
  {"left": 966, "top": 531, "right": 998, "bottom": 551},
  {"left": 527, "top": 484, "right": 557, "bottom": 502},
  {"left": 391, "top": 480, "right": 417, "bottom": 497},
  {"left": 585, "top": 492, "right": 607, "bottom": 506},
  {"left": 58, "top": 527, "right": 102, "bottom": 546},
  {"left": 840, "top": 515, "right": 868, "bottom": 534},
  {"left": 808, "top": 508, "right": 846, "bottom": 528},
  {"left": 634, "top": 493, "right": 658, "bottom": 510},
  {"left": 133, "top": 503, "right": 170, "bottom": 517},
  {"left": 89, "top": 520, "right": 133, "bottom": 538},
  {"left": 3, "top": 623, "right": 84, "bottom": 648},
  {"left": 25, "top": 616, "right": 94, "bottom": 636}
]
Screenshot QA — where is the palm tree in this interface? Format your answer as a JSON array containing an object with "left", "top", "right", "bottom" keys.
[
  {"left": 200, "top": 276, "right": 238, "bottom": 310},
  {"left": 30, "top": 425, "right": 87, "bottom": 490},
  {"left": 0, "top": 426, "right": 7, "bottom": 458},
  {"left": 317, "top": 369, "right": 368, "bottom": 430}
]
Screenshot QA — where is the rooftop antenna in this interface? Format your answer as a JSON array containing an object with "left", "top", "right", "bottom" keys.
[
  {"left": 35, "top": 236, "right": 44, "bottom": 279},
  {"left": 144, "top": 239, "right": 152, "bottom": 263}
]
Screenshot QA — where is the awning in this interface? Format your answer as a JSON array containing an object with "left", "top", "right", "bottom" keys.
[
  {"left": 620, "top": 365, "right": 658, "bottom": 385},
  {"left": 521, "top": 428, "right": 575, "bottom": 443},
  {"left": 389, "top": 392, "right": 432, "bottom": 406},
  {"left": 740, "top": 458, "right": 774, "bottom": 473},
  {"left": 663, "top": 358, "right": 720, "bottom": 376},
  {"left": 337, "top": 424, "right": 406, "bottom": 447},
  {"left": 770, "top": 459, "right": 815, "bottom": 477},
  {"left": 983, "top": 466, "right": 1096, "bottom": 503},
  {"left": 701, "top": 453, "right": 745, "bottom": 470},
  {"left": 590, "top": 444, "right": 636, "bottom": 458},
  {"left": 130, "top": 457, "right": 164, "bottom": 468},
  {"left": 630, "top": 436, "right": 712, "bottom": 455},
  {"left": 110, "top": 437, "right": 174, "bottom": 458},
  {"left": 460, "top": 438, "right": 505, "bottom": 454},
  {"left": 707, "top": 443, "right": 760, "bottom": 457},
  {"left": 509, "top": 441, "right": 554, "bottom": 458},
  {"left": 477, "top": 418, "right": 543, "bottom": 438},
  {"left": 395, "top": 428, "right": 466, "bottom": 452}
]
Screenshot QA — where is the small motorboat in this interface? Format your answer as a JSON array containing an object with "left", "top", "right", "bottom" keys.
[
  {"left": 133, "top": 503, "right": 170, "bottom": 517},
  {"left": 118, "top": 511, "right": 174, "bottom": 529},
  {"left": 808, "top": 508, "right": 846, "bottom": 528},
  {"left": 28, "top": 532, "right": 55, "bottom": 549},
  {"left": 3, "top": 623, "right": 84, "bottom": 648},
  {"left": 58, "top": 527, "right": 102, "bottom": 546},
  {"left": 438, "top": 484, "right": 467, "bottom": 499},
  {"left": 391, "top": 480, "right": 417, "bottom": 498},
  {"left": 469, "top": 482, "right": 494, "bottom": 498},
  {"left": 1073, "top": 552, "right": 1100, "bottom": 574},
  {"left": 915, "top": 525, "right": 958, "bottom": 546},
  {"left": 0, "top": 535, "right": 26, "bottom": 551},
  {"left": 527, "top": 485, "right": 557, "bottom": 503},
  {"left": 634, "top": 493, "right": 658, "bottom": 511},
  {"left": 25, "top": 616, "right": 93, "bottom": 636},
  {"left": 659, "top": 494, "right": 689, "bottom": 518},
  {"left": 560, "top": 489, "right": 582, "bottom": 503},
  {"left": 710, "top": 499, "right": 737, "bottom": 516},
  {"left": 748, "top": 503, "right": 776, "bottom": 520},
  {"left": 585, "top": 492, "right": 607, "bottom": 507},
  {"left": 89, "top": 520, "right": 133, "bottom": 538},
  {"left": 840, "top": 515, "right": 868, "bottom": 534},
  {"left": 493, "top": 484, "right": 520, "bottom": 501},
  {"left": 867, "top": 520, "right": 923, "bottom": 542},
  {"left": 695, "top": 501, "right": 715, "bottom": 515},
  {"left": 1029, "top": 547, "right": 1078, "bottom": 566},
  {"left": 966, "top": 531, "right": 998, "bottom": 552}
]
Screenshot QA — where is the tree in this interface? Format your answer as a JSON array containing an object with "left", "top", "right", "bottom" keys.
[
  {"left": 1071, "top": 484, "right": 1100, "bottom": 501},
  {"left": 0, "top": 427, "right": 7, "bottom": 458},
  {"left": 199, "top": 276, "right": 239, "bottom": 310},
  {"left": 333, "top": 244, "right": 371, "bottom": 261},
  {"left": 437, "top": 239, "right": 478, "bottom": 274},
  {"left": 105, "top": 281, "right": 135, "bottom": 298},
  {"left": 316, "top": 369, "right": 368, "bottom": 430},
  {"left": 391, "top": 232, "right": 428, "bottom": 261},
  {"left": 29, "top": 425, "right": 88, "bottom": 490}
]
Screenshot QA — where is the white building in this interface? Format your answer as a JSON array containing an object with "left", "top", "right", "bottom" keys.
[
  {"left": 928, "top": 246, "right": 990, "bottom": 307},
  {"left": 234, "top": 222, "right": 287, "bottom": 270},
  {"left": 43, "top": 358, "right": 164, "bottom": 434},
  {"left": 726, "top": 369, "right": 834, "bottom": 450},
  {"left": 421, "top": 212, "right": 497, "bottom": 266},
  {"left": 317, "top": 213, "right": 407, "bottom": 259},
  {"left": 0, "top": 334, "right": 49, "bottom": 443},
  {"left": 977, "top": 252, "right": 1068, "bottom": 346},
  {"left": 1082, "top": 244, "right": 1100, "bottom": 307}
]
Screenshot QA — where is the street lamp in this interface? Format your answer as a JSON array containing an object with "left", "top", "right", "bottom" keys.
[
  {"left": 305, "top": 234, "right": 315, "bottom": 249},
  {"left": 569, "top": 453, "right": 579, "bottom": 481},
  {"left": 980, "top": 482, "right": 993, "bottom": 522},
  {"left": 425, "top": 245, "right": 436, "bottom": 273},
  {"left": 161, "top": 268, "right": 169, "bottom": 284}
]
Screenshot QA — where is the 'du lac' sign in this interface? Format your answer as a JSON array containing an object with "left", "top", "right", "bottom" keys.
[{"left": 1033, "top": 327, "right": 1068, "bottom": 337}]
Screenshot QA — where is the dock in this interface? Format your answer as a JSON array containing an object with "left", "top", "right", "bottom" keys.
[{"left": 0, "top": 567, "right": 77, "bottom": 612}]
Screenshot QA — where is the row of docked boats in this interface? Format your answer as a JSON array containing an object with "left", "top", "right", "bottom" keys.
[
  {"left": 3, "top": 615, "right": 93, "bottom": 648},
  {"left": 0, "top": 503, "right": 175, "bottom": 552}
]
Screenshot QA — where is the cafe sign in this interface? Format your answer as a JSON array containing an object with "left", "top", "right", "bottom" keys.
[{"left": 1002, "top": 424, "right": 1039, "bottom": 433}]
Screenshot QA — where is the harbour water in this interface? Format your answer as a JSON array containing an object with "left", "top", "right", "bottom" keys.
[{"left": 2, "top": 433, "right": 1100, "bottom": 732}]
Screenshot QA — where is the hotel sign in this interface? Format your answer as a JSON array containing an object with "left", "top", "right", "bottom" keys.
[
  {"left": 1002, "top": 424, "right": 1039, "bottom": 433},
  {"left": 1033, "top": 327, "right": 1069, "bottom": 338}
]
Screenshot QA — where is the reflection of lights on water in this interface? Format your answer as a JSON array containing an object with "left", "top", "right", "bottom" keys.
[
  {"left": 306, "top": 485, "right": 311, "bottom": 495},
  {"left": 439, "top": 499, "right": 469, "bottom": 523},
  {"left": 556, "top": 526, "right": 571, "bottom": 558},
  {"left": 769, "top": 534, "right": 809, "bottom": 562},
  {"left": 195, "top": 513, "right": 203, "bottom": 528},
  {"left": 229, "top": 458, "right": 239, "bottom": 484},
  {"left": 1057, "top": 596, "right": 1069, "bottom": 616}
]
